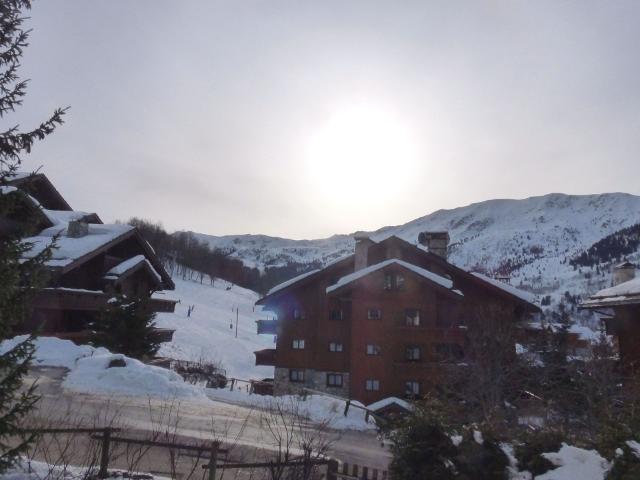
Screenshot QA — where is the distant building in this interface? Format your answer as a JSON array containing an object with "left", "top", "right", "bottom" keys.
[
  {"left": 2, "top": 173, "right": 176, "bottom": 342},
  {"left": 254, "top": 232, "right": 540, "bottom": 404},
  {"left": 583, "top": 261, "right": 640, "bottom": 365}
]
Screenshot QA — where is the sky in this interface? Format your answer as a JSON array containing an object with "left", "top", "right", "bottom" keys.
[{"left": 12, "top": 1, "right": 640, "bottom": 239}]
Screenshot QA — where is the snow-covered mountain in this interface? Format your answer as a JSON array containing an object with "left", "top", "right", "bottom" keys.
[{"left": 193, "top": 193, "right": 640, "bottom": 306}]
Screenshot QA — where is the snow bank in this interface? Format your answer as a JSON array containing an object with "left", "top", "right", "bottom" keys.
[
  {"left": 537, "top": 444, "right": 610, "bottom": 480},
  {"left": 206, "top": 388, "right": 376, "bottom": 431},
  {"left": 64, "top": 354, "right": 207, "bottom": 400},
  {"left": 0, "top": 336, "right": 206, "bottom": 401},
  {"left": 0, "top": 335, "right": 108, "bottom": 369}
]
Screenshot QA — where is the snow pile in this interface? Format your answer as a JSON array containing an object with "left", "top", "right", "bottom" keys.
[
  {"left": 536, "top": 444, "right": 611, "bottom": 480},
  {"left": 155, "top": 276, "right": 275, "bottom": 380},
  {"left": 206, "top": 387, "right": 375, "bottom": 431},
  {"left": 1, "top": 459, "right": 170, "bottom": 480},
  {"left": 0, "top": 336, "right": 206, "bottom": 401},
  {"left": 65, "top": 353, "right": 207, "bottom": 400},
  {"left": 0, "top": 335, "right": 108, "bottom": 369}
]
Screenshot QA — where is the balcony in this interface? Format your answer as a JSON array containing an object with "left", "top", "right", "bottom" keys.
[
  {"left": 256, "top": 319, "right": 279, "bottom": 335},
  {"left": 254, "top": 348, "right": 277, "bottom": 366}
]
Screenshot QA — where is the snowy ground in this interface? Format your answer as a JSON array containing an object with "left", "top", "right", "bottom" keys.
[
  {"left": 0, "top": 335, "right": 374, "bottom": 431},
  {"left": 154, "top": 276, "right": 275, "bottom": 380}
]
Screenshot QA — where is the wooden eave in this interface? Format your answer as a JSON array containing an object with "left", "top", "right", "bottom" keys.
[
  {"left": 104, "top": 258, "right": 163, "bottom": 287},
  {"left": 255, "top": 255, "right": 354, "bottom": 306},
  {"left": 384, "top": 236, "right": 541, "bottom": 314},
  {"left": 57, "top": 228, "right": 175, "bottom": 290},
  {"left": 7, "top": 173, "right": 73, "bottom": 211}
]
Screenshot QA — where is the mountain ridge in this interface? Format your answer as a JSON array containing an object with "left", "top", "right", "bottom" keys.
[{"left": 192, "top": 191, "right": 640, "bottom": 310}]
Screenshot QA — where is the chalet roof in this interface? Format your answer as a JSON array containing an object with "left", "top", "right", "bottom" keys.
[
  {"left": 326, "top": 258, "right": 461, "bottom": 297},
  {"left": 582, "top": 277, "right": 640, "bottom": 308},
  {"left": 23, "top": 223, "right": 174, "bottom": 290},
  {"left": 257, "top": 234, "right": 540, "bottom": 312},
  {"left": 104, "top": 254, "right": 162, "bottom": 285},
  {"left": 267, "top": 269, "right": 321, "bottom": 296},
  {"left": 471, "top": 272, "right": 536, "bottom": 304},
  {"left": 24, "top": 223, "right": 135, "bottom": 268},
  {"left": 7, "top": 172, "right": 72, "bottom": 211}
]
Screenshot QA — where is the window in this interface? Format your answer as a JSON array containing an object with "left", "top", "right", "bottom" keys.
[
  {"left": 367, "top": 308, "right": 382, "bottom": 320},
  {"left": 383, "top": 273, "right": 405, "bottom": 291},
  {"left": 289, "top": 369, "right": 304, "bottom": 382},
  {"left": 329, "top": 342, "right": 343, "bottom": 352},
  {"left": 405, "top": 346, "right": 421, "bottom": 361},
  {"left": 435, "top": 343, "right": 464, "bottom": 361},
  {"left": 366, "top": 344, "right": 381, "bottom": 356},
  {"left": 292, "top": 339, "right": 305, "bottom": 350},
  {"left": 405, "top": 309, "right": 421, "bottom": 327},
  {"left": 365, "top": 379, "right": 380, "bottom": 391},
  {"left": 293, "top": 309, "right": 304, "bottom": 320},
  {"left": 405, "top": 381, "right": 420, "bottom": 397},
  {"left": 330, "top": 309, "right": 344, "bottom": 321},
  {"left": 326, "top": 373, "right": 343, "bottom": 387}
]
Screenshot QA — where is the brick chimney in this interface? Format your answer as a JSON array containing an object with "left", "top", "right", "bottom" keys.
[
  {"left": 613, "top": 261, "right": 636, "bottom": 286},
  {"left": 67, "top": 220, "right": 89, "bottom": 238},
  {"left": 354, "top": 233, "right": 374, "bottom": 271},
  {"left": 418, "top": 231, "right": 450, "bottom": 260}
]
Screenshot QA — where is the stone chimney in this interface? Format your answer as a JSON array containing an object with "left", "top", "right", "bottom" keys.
[
  {"left": 613, "top": 261, "right": 636, "bottom": 286},
  {"left": 354, "top": 233, "right": 374, "bottom": 271},
  {"left": 418, "top": 231, "right": 450, "bottom": 260},
  {"left": 67, "top": 220, "right": 89, "bottom": 238}
]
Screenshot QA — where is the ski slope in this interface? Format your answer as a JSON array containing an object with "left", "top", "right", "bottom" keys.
[{"left": 154, "top": 276, "right": 275, "bottom": 380}]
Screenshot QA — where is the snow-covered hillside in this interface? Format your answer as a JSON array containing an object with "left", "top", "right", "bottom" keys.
[
  {"left": 194, "top": 193, "right": 640, "bottom": 305},
  {"left": 154, "top": 275, "right": 275, "bottom": 380}
]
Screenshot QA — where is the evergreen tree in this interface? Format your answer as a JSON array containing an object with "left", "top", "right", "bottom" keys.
[
  {"left": 0, "top": 0, "right": 66, "bottom": 472},
  {"left": 90, "top": 295, "right": 161, "bottom": 360}
]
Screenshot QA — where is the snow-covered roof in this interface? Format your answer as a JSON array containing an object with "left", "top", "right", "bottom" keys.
[
  {"left": 583, "top": 277, "right": 640, "bottom": 308},
  {"left": 593, "top": 277, "right": 640, "bottom": 298},
  {"left": 104, "top": 254, "right": 162, "bottom": 283},
  {"left": 367, "top": 396, "right": 413, "bottom": 412},
  {"left": 23, "top": 223, "right": 135, "bottom": 268},
  {"left": 327, "top": 259, "right": 458, "bottom": 294},
  {"left": 266, "top": 269, "right": 321, "bottom": 296},
  {"left": 471, "top": 272, "right": 536, "bottom": 304}
]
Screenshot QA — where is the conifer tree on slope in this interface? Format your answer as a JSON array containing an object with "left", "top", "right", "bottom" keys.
[{"left": 0, "top": 0, "right": 66, "bottom": 471}]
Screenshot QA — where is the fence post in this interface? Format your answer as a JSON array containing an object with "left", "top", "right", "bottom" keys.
[
  {"left": 98, "top": 428, "right": 111, "bottom": 479},
  {"left": 208, "top": 441, "right": 219, "bottom": 480},
  {"left": 327, "top": 459, "right": 339, "bottom": 480}
]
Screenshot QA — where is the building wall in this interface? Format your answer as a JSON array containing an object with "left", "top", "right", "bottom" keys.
[{"left": 348, "top": 266, "right": 466, "bottom": 404}]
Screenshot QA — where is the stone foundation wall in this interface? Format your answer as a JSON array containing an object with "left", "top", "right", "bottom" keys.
[{"left": 273, "top": 367, "right": 350, "bottom": 398}]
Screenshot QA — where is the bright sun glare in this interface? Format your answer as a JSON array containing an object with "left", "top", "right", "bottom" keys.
[{"left": 305, "top": 104, "right": 418, "bottom": 207}]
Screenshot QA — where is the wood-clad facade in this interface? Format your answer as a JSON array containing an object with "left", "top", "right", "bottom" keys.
[{"left": 256, "top": 235, "right": 540, "bottom": 404}]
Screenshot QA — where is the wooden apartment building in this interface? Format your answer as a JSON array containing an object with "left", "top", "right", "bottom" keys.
[
  {"left": 255, "top": 232, "right": 540, "bottom": 404},
  {"left": 2, "top": 172, "right": 176, "bottom": 341}
]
